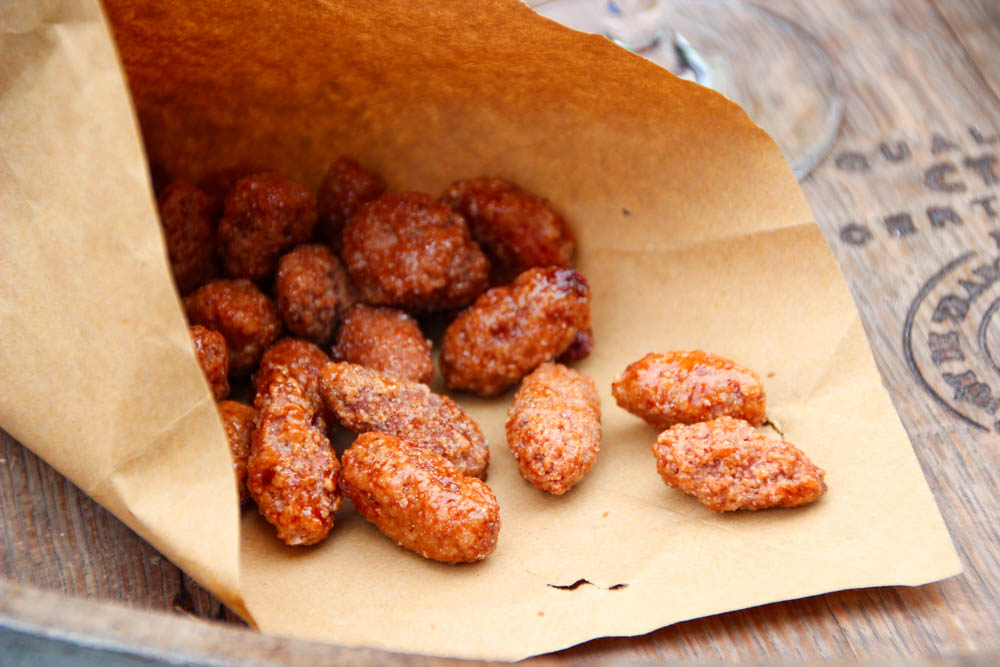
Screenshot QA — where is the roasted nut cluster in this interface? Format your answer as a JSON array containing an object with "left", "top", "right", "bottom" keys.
[
  {"left": 161, "top": 158, "right": 596, "bottom": 560},
  {"left": 160, "top": 154, "right": 823, "bottom": 564}
]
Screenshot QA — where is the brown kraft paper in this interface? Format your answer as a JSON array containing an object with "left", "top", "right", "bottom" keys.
[{"left": 0, "top": 0, "right": 961, "bottom": 660}]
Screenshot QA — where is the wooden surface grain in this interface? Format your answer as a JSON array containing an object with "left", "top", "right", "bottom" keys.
[{"left": 4, "top": 0, "right": 1000, "bottom": 663}]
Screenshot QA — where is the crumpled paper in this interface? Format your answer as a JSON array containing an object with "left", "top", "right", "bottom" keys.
[{"left": 0, "top": 0, "right": 960, "bottom": 660}]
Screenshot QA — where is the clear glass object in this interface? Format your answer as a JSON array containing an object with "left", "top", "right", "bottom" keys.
[{"left": 530, "top": 0, "right": 844, "bottom": 180}]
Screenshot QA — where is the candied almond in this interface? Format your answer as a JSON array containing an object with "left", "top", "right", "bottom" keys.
[
  {"left": 217, "top": 400, "right": 255, "bottom": 505},
  {"left": 340, "top": 432, "right": 500, "bottom": 563},
  {"left": 653, "top": 416, "right": 826, "bottom": 511},
  {"left": 275, "top": 244, "right": 354, "bottom": 346},
  {"left": 248, "top": 370, "right": 341, "bottom": 545},
  {"left": 189, "top": 325, "right": 229, "bottom": 400},
  {"left": 157, "top": 181, "right": 217, "bottom": 294},
  {"left": 441, "top": 177, "right": 574, "bottom": 278},
  {"left": 316, "top": 156, "right": 386, "bottom": 249},
  {"left": 341, "top": 192, "right": 490, "bottom": 311},
  {"left": 331, "top": 304, "right": 434, "bottom": 384},
  {"left": 217, "top": 171, "right": 317, "bottom": 283},
  {"left": 612, "top": 350, "right": 766, "bottom": 428},
  {"left": 441, "top": 266, "right": 591, "bottom": 396},
  {"left": 255, "top": 338, "right": 335, "bottom": 432},
  {"left": 506, "top": 363, "right": 601, "bottom": 494},
  {"left": 184, "top": 279, "right": 281, "bottom": 375},
  {"left": 319, "top": 362, "right": 488, "bottom": 478}
]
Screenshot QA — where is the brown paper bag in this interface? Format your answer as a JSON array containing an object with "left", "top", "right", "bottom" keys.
[{"left": 0, "top": 0, "right": 960, "bottom": 660}]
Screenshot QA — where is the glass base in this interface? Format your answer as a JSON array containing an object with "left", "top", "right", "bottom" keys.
[{"left": 532, "top": 0, "right": 844, "bottom": 180}]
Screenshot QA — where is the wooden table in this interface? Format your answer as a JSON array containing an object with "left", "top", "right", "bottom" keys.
[{"left": 4, "top": 0, "right": 1000, "bottom": 663}]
